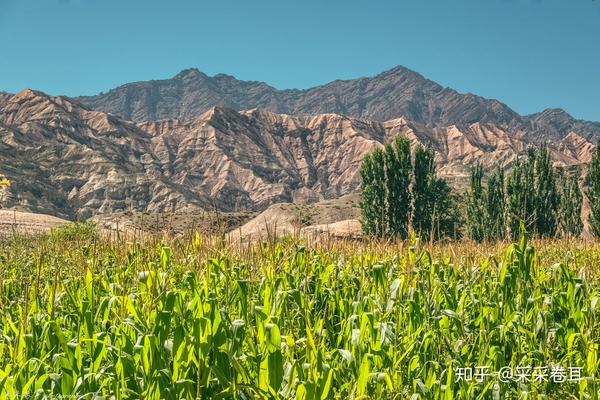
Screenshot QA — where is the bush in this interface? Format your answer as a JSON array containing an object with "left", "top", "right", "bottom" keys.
[{"left": 50, "top": 221, "right": 99, "bottom": 241}]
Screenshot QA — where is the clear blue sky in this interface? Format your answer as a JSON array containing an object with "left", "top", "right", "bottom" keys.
[{"left": 0, "top": 0, "right": 598, "bottom": 120}]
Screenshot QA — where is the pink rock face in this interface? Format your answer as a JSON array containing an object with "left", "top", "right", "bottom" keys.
[{"left": 0, "top": 87, "right": 596, "bottom": 219}]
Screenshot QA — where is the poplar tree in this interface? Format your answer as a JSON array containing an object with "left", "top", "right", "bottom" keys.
[
  {"left": 466, "top": 165, "right": 508, "bottom": 242},
  {"left": 505, "top": 149, "right": 540, "bottom": 238},
  {"left": 486, "top": 168, "right": 505, "bottom": 241},
  {"left": 360, "top": 150, "right": 388, "bottom": 237},
  {"left": 360, "top": 140, "right": 459, "bottom": 240},
  {"left": 370, "top": 148, "right": 387, "bottom": 237},
  {"left": 534, "top": 146, "right": 559, "bottom": 237},
  {"left": 558, "top": 170, "right": 583, "bottom": 238},
  {"left": 466, "top": 164, "right": 486, "bottom": 242},
  {"left": 524, "top": 148, "right": 538, "bottom": 228},
  {"left": 359, "top": 153, "right": 377, "bottom": 236},
  {"left": 383, "top": 143, "right": 397, "bottom": 238},
  {"left": 505, "top": 160, "right": 525, "bottom": 239},
  {"left": 385, "top": 137, "right": 412, "bottom": 239},
  {"left": 412, "top": 145, "right": 435, "bottom": 236},
  {"left": 430, "top": 177, "right": 462, "bottom": 240},
  {"left": 585, "top": 144, "right": 600, "bottom": 238}
]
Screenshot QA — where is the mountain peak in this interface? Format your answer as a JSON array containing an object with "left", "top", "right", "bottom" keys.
[
  {"left": 175, "top": 68, "right": 207, "bottom": 79},
  {"left": 376, "top": 65, "right": 427, "bottom": 80},
  {"left": 536, "top": 108, "right": 573, "bottom": 119},
  {"left": 530, "top": 108, "right": 576, "bottom": 126},
  {"left": 13, "top": 88, "right": 46, "bottom": 100},
  {"left": 381, "top": 65, "right": 415, "bottom": 75}
]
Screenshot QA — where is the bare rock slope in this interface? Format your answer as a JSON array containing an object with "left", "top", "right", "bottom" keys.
[{"left": 0, "top": 87, "right": 597, "bottom": 219}]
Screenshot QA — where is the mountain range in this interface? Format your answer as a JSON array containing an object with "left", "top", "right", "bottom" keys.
[
  {"left": 0, "top": 66, "right": 598, "bottom": 219},
  {"left": 75, "top": 66, "right": 600, "bottom": 141}
]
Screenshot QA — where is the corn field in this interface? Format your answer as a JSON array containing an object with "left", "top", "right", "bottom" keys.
[{"left": 0, "top": 225, "right": 599, "bottom": 399}]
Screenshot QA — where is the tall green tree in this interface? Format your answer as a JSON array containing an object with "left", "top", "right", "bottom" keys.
[
  {"left": 466, "top": 164, "right": 486, "bottom": 242},
  {"left": 506, "top": 148, "right": 546, "bottom": 238},
  {"left": 466, "top": 165, "right": 508, "bottom": 242},
  {"left": 524, "top": 148, "right": 538, "bottom": 229},
  {"left": 585, "top": 144, "right": 600, "bottom": 238},
  {"left": 505, "top": 160, "right": 525, "bottom": 239},
  {"left": 359, "top": 150, "right": 387, "bottom": 237},
  {"left": 360, "top": 140, "right": 458, "bottom": 240},
  {"left": 359, "top": 153, "right": 377, "bottom": 236},
  {"left": 533, "top": 146, "right": 560, "bottom": 237},
  {"left": 384, "top": 137, "right": 412, "bottom": 239},
  {"left": 370, "top": 148, "right": 387, "bottom": 237},
  {"left": 412, "top": 145, "right": 436, "bottom": 237},
  {"left": 486, "top": 168, "right": 505, "bottom": 241},
  {"left": 430, "top": 178, "right": 462, "bottom": 240},
  {"left": 558, "top": 170, "right": 583, "bottom": 238}
]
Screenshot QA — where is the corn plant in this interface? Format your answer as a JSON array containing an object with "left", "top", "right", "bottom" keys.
[{"left": 0, "top": 226, "right": 598, "bottom": 399}]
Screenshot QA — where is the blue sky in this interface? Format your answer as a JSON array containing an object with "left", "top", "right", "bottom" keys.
[{"left": 0, "top": 0, "right": 598, "bottom": 120}]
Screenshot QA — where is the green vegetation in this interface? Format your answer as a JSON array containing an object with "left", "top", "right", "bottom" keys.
[
  {"left": 360, "top": 138, "right": 460, "bottom": 241},
  {"left": 466, "top": 163, "right": 486, "bottom": 243},
  {"left": 50, "top": 221, "right": 99, "bottom": 242},
  {"left": 0, "top": 225, "right": 599, "bottom": 398},
  {"left": 463, "top": 147, "right": 585, "bottom": 242},
  {"left": 586, "top": 144, "right": 600, "bottom": 238},
  {"left": 467, "top": 166, "right": 506, "bottom": 243},
  {"left": 505, "top": 147, "right": 560, "bottom": 239},
  {"left": 411, "top": 145, "right": 436, "bottom": 238},
  {"left": 559, "top": 170, "right": 584, "bottom": 238},
  {"left": 383, "top": 139, "right": 411, "bottom": 240}
]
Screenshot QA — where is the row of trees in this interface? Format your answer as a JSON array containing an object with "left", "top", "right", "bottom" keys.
[
  {"left": 360, "top": 137, "right": 460, "bottom": 240},
  {"left": 465, "top": 144, "right": 600, "bottom": 241},
  {"left": 585, "top": 144, "right": 600, "bottom": 237},
  {"left": 360, "top": 138, "right": 600, "bottom": 241},
  {"left": 466, "top": 147, "right": 583, "bottom": 241}
]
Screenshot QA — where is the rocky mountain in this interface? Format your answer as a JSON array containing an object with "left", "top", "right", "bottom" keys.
[
  {"left": 0, "top": 87, "right": 595, "bottom": 219},
  {"left": 75, "top": 66, "right": 600, "bottom": 142},
  {"left": 0, "top": 89, "right": 217, "bottom": 218}
]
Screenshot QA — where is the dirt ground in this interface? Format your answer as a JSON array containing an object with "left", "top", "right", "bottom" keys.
[
  {"left": 0, "top": 210, "right": 68, "bottom": 236},
  {"left": 228, "top": 194, "right": 362, "bottom": 242}
]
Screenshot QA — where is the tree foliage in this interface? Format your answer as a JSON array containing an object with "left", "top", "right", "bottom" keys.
[
  {"left": 533, "top": 146, "right": 560, "bottom": 237},
  {"left": 360, "top": 138, "right": 459, "bottom": 240},
  {"left": 467, "top": 146, "right": 580, "bottom": 242},
  {"left": 486, "top": 168, "right": 505, "bottom": 241},
  {"left": 384, "top": 138, "right": 412, "bottom": 238},
  {"left": 411, "top": 145, "right": 436, "bottom": 237},
  {"left": 466, "top": 164, "right": 486, "bottom": 242},
  {"left": 559, "top": 170, "right": 583, "bottom": 238},
  {"left": 586, "top": 144, "right": 600, "bottom": 238}
]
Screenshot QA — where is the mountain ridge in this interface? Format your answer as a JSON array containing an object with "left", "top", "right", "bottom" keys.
[
  {"left": 0, "top": 87, "right": 595, "bottom": 219},
  {"left": 72, "top": 66, "right": 600, "bottom": 144}
]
